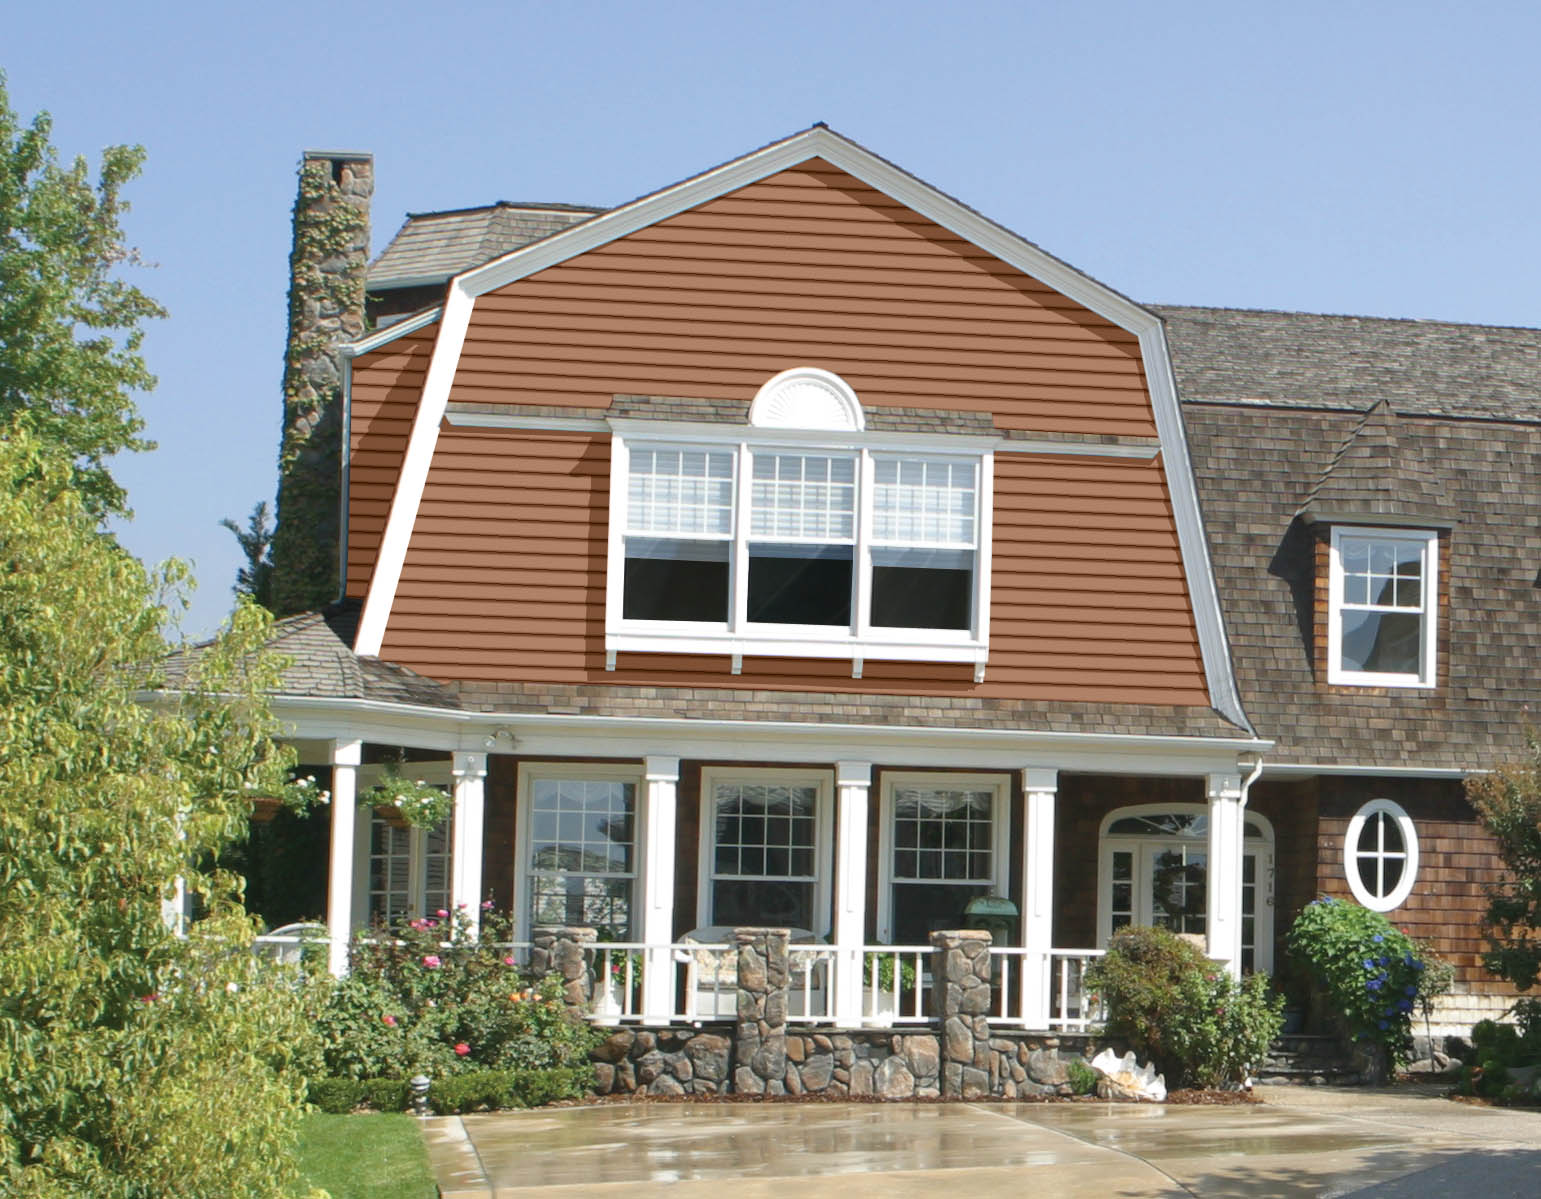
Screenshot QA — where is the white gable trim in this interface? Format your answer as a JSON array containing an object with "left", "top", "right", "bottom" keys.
[
  {"left": 351, "top": 127, "right": 1249, "bottom": 724},
  {"left": 354, "top": 287, "right": 473, "bottom": 656}
]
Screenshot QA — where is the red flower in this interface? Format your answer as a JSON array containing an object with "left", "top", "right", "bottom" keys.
[
  {"left": 422, "top": 954, "right": 442, "bottom": 969},
  {"left": 454, "top": 1042, "right": 470, "bottom": 1056},
  {"left": 437, "top": 909, "right": 449, "bottom": 919},
  {"left": 382, "top": 1014, "right": 397, "bottom": 1027}
]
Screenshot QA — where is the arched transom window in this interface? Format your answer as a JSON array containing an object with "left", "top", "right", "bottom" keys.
[{"left": 1098, "top": 804, "right": 1275, "bottom": 974}]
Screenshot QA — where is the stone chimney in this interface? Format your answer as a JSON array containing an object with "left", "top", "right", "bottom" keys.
[{"left": 271, "top": 150, "right": 373, "bottom": 616}]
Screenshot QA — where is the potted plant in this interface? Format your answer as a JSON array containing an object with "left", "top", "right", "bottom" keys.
[{"left": 361, "top": 767, "right": 453, "bottom": 831}]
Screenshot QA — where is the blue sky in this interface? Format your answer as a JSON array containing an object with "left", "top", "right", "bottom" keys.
[{"left": 8, "top": 1, "right": 1539, "bottom": 637}]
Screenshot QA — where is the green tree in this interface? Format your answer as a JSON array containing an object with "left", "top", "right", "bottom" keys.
[
  {"left": 222, "top": 500, "right": 277, "bottom": 611},
  {"left": 1467, "top": 737, "right": 1541, "bottom": 991},
  {"left": 0, "top": 427, "right": 321, "bottom": 1197},
  {"left": 0, "top": 76, "right": 165, "bottom": 515}
]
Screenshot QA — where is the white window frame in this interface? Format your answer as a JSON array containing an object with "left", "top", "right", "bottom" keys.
[
  {"left": 513, "top": 762, "right": 645, "bottom": 941},
  {"left": 351, "top": 761, "right": 453, "bottom": 927},
  {"left": 1095, "top": 803, "right": 1275, "bottom": 974},
  {"left": 605, "top": 422, "right": 995, "bottom": 679},
  {"left": 876, "top": 772, "right": 1010, "bottom": 944},
  {"left": 695, "top": 767, "right": 835, "bottom": 938},
  {"left": 1344, "top": 798, "right": 1418, "bottom": 912},
  {"left": 1327, "top": 526, "right": 1438, "bottom": 688}
]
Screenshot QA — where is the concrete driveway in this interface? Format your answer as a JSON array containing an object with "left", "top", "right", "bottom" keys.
[{"left": 422, "top": 1085, "right": 1541, "bottom": 1198}]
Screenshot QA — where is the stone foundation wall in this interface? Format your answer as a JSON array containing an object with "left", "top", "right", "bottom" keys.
[{"left": 537, "top": 924, "right": 1102, "bottom": 1101}]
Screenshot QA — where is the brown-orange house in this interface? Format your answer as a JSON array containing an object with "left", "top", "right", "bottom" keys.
[{"left": 286, "top": 127, "right": 1278, "bottom": 1028}]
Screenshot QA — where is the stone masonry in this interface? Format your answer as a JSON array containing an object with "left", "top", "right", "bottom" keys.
[
  {"left": 733, "top": 927, "right": 790, "bottom": 1095},
  {"left": 531, "top": 924, "right": 1095, "bottom": 1101},
  {"left": 931, "top": 929, "right": 994, "bottom": 1099},
  {"left": 272, "top": 150, "right": 372, "bottom": 615},
  {"left": 529, "top": 925, "right": 596, "bottom": 1013}
]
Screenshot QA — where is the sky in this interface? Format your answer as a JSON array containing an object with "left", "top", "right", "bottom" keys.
[{"left": 7, "top": 1, "right": 1540, "bottom": 638}]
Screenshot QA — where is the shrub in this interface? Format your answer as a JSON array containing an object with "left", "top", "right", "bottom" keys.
[
  {"left": 1066, "top": 1058, "right": 1098, "bottom": 1096},
  {"left": 1084, "top": 926, "right": 1283, "bottom": 1087},
  {"left": 1288, "top": 897, "right": 1428, "bottom": 1067},
  {"left": 307, "top": 1078, "right": 365, "bottom": 1115},
  {"left": 314, "top": 907, "right": 600, "bottom": 1082},
  {"left": 427, "top": 1067, "right": 593, "bottom": 1114},
  {"left": 1457, "top": 1008, "right": 1541, "bottom": 1098}
]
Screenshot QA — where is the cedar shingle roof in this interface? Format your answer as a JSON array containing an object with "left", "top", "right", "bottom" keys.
[
  {"left": 1297, "top": 399, "right": 1456, "bottom": 527},
  {"left": 368, "top": 202, "right": 604, "bottom": 290},
  {"left": 1155, "top": 304, "right": 1541, "bottom": 420},
  {"left": 163, "top": 603, "right": 462, "bottom": 710},
  {"left": 1165, "top": 306, "right": 1541, "bottom": 769}
]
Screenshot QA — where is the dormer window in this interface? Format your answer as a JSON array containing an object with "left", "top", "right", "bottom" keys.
[
  {"left": 604, "top": 369, "right": 993, "bottom": 677},
  {"left": 1327, "top": 527, "right": 1437, "bottom": 688}
]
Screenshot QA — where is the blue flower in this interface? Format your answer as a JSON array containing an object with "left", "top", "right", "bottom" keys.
[
  {"left": 1372, "top": 934, "right": 1384, "bottom": 943},
  {"left": 1404, "top": 986, "right": 1417, "bottom": 997},
  {"left": 1399, "top": 1000, "right": 1414, "bottom": 1013},
  {"left": 1367, "top": 979, "right": 1383, "bottom": 991},
  {"left": 1413, "top": 960, "right": 1426, "bottom": 971},
  {"left": 1403, "top": 953, "right": 1416, "bottom": 966},
  {"left": 1363, "top": 959, "right": 1375, "bottom": 970},
  {"left": 1377, "top": 957, "right": 1389, "bottom": 966},
  {"left": 1379, "top": 1020, "right": 1389, "bottom": 1029}
]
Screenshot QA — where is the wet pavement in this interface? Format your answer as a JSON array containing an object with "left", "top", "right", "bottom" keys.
[{"left": 421, "top": 1085, "right": 1541, "bottom": 1197}]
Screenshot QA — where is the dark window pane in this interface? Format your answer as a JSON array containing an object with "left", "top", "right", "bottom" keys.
[
  {"left": 713, "top": 879, "right": 813, "bottom": 929},
  {"left": 1340, "top": 610, "right": 1422, "bottom": 674},
  {"left": 1381, "top": 855, "right": 1404, "bottom": 895},
  {"left": 623, "top": 540, "right": 728, "bottom": 621},
  {"left": 1375, "top": 812, "right": 1405, "bottom": 855},
  {"left": 747, "top": 544, "right": 851, "bottom": 625},
  {"left": 891, "top": 882, "right": 989, "bottom": 945},
  {"left": 870, "top": 550, "right": 973, "bottom": 630}
]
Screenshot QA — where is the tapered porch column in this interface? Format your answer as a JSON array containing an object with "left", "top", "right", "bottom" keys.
[
  {"left": 451, "top": 751, "right": 488, "bottom": 936},
  {"left": 640, "top": 756, "right": 680, "bottom": 1025},
  {"left": 1206, "top": 771, "right": 1246, "bottom": 978},
  {"left": 326, "top": 738, "right": 363, "bottom": 977},
  {"left": 833, "top": 761, "right": 872, "bottom": 1027},
  {"left": 1020, "top": 768, "right": 1057, "bottom": 1029}
]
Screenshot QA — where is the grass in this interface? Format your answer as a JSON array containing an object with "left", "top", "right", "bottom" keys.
[{"left": 297, "top": 1113, "right": 437, "bottom": 1199}]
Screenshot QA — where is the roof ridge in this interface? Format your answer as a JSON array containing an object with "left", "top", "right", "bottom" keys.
[{"left": 1153, "top": 301, "right": 1541, "bottom": 336}]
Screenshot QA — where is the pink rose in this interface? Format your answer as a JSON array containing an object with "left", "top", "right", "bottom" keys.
[
  {"left": 422, "top": 955, "right": 441, "bottom": 969},
  {"left": 481, "top": 900, "right": 495, "bottom": 911},
  {"left": 382, "top": 1014, "right": 397, "bottom": 1027},
  {"left": 454, "top": 1042, "right": 470, "bottom": 1056},
  {"left": 436, "top": 909, "right": 449, "bottom": 918},
  {"left": 503, "top": 955, "right": 517, "bottom": 967}
]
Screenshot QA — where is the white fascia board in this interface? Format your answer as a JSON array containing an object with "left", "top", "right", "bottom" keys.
[
  {"left": 1139, "top": 320, "right": 1251, "bottom": 733},
  {"left": 260, "top": 692, "right": 1270, "bottom": 773},
  {"left": 502, "top": 712, "right": 1269, "bottom": 776},
  {"left": 340, "top": 306, "right": 444, "bottom": 358},
  {"left": 1261, "top": 762, "right": 1474, "bottom": 780},
  {"left": 354, "top": 285, "right": 474, "bottom": 657}
]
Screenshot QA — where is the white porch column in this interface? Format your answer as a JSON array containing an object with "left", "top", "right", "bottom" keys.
[
  {"left": 640, "top": 756, "right": 680, "bottom": 1025},
  {"left": 1020, "top": 768, "right": 1058, "bottom": 1029},
  {"left": 451, "top": 751, "right": 488, "bottom": 937},
  {"left": 1206, "top": 771, "right": 1246, "bottom": 978},
  {"left": 833, "top": 760, "right": 872, "bottom": 1027},
  {"left": 327, "top": 739, "right": 363, "bottom": 977}
]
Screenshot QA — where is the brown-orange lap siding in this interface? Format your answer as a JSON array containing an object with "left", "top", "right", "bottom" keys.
[
  {"left": 375, "top": 419, "right": 1208, "bottom": 704},
  {"left": 442, "top": 161, "right": 1154, "bottom": 438},
  {"left": 345, "top": 323, "right": 438, "bottom": 597}
]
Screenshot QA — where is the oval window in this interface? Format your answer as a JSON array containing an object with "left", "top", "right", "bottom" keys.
[{"left": 1344, "top": 799, "right": 1418, "bottom": 911}]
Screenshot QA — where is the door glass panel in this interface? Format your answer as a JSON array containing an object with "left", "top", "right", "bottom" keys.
[{"left": 1150, "top": 847, "right": 1206, "bottom": 936}]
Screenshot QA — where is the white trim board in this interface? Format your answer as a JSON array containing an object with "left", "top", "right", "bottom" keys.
[{"left": 344, "top": 125, "right": 1248, "bottom": 729}]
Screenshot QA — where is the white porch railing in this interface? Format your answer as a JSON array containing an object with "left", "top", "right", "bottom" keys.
[
  {"left": 787, "top": 945, "right": 834, "bottom": 1023},
  {"left": 1047, "top": 949, "right": 1104, "bottom": 1032},
  {"left": 860, "top": 945, "right": 931, "bottom": 1025},
  {"left": 591, "top": 940, "right": 737, "bottom": 1025},
  {"left": 989, "top": 946, "right": 1104, "bottom": 1033}
]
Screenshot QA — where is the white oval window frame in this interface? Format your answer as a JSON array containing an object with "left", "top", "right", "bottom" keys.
[{"left": 1343, "top": 798, "right": 1418, "bottom": 911}]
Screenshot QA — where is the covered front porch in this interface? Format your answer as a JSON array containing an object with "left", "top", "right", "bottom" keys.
[{"left": 264, "top": 700, "right": 1270, "bottom": 1032}]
